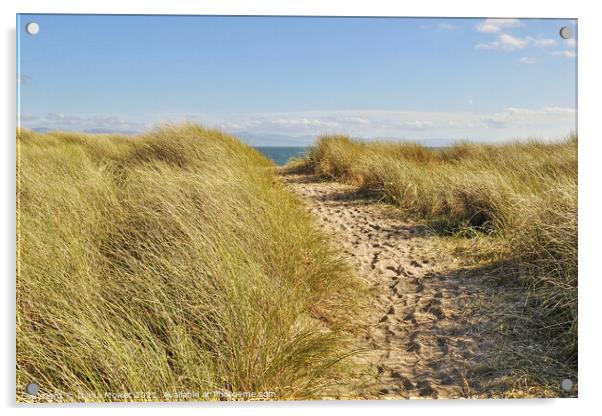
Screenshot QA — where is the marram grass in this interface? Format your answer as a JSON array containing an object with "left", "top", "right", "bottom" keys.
[
  {"left": 293, "top": 134, "right": 577, "bottom": 371},
  {"left": 16, "top": 125, "right": 361, "bottom": 402}
]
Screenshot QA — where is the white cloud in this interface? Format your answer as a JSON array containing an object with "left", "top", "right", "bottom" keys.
[
  {"left": 519, "top": 56, "right": 537, "bottom": 64},
  {"left": 477, "top": 34, "right": 557, "bottom": 52},
  {"left": 20, "top": 107, "right": 576, "bottom": 143},
  {"left": 476, "top": 19, "right": 521, "bottom": 33},
  {"left": 480, "top": 106, "right": 575, "bottom": 128},
  {"left": 499, "top": 33, "right": 528, "bottom": 49},
  {"left": 552, "top": 50, "right": 577, "bottom": 58},
  {"left": 475, "top": 18, "right": 557, "bottom": 54},
  {"left": 22, "top": 113, "right": 144, "bottom": 133},
  {"left": 167, "top": 107, "right": 576, "bottom": 142},
  {"left": 528, "top": 37, "right": 556, "bottom": 47},
  {"left": 476, "top": 33, "right": 528, "bottom": 51}
]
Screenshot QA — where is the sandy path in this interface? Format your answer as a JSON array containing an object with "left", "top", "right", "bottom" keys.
[{"left": 281, "top": 173, "right": 501, "bottom": 400}]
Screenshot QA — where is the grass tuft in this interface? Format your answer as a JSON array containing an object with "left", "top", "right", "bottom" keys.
[{"left": 17, "top": 125, "right": 362, "bottom": 402}]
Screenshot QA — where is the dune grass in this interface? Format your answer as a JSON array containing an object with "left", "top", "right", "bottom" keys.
[
  {"left": 292, "top": 135, "right": 577, "bottom": 377},
  {"left": 16, "top": 125, "right": 362, "bottom": 402}
]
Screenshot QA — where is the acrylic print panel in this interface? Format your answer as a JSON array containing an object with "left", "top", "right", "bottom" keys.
[{"left": 16, "top": 14, "right": 577, "bottom": 402}]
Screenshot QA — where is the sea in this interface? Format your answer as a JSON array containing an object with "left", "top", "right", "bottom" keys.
[{"left": 253, "top": 147, "right": 310, "bottom": 166}]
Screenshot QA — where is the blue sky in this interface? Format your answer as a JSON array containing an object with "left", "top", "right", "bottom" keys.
[{"left": 17, "top": 15, "right": 577, "bottom": 145}]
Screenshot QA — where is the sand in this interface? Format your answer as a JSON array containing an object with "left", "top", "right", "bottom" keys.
[{"left": 280, "top": 173, "right": 506, "bottom": 399}]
